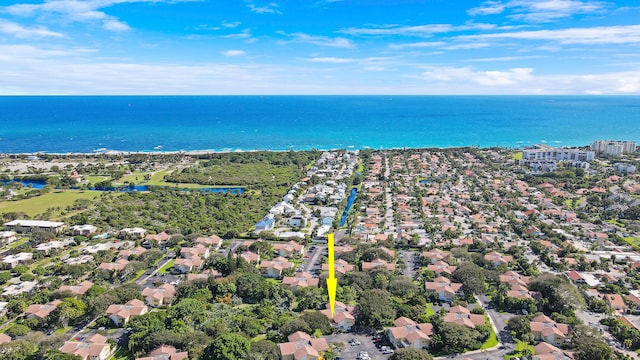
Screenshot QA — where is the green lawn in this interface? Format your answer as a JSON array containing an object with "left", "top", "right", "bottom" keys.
[
  {"left": 112, "top": 346, "right": 134, "bottom": 360},
  {"left": 513, "top": 151, "right": 523, "bottom": 160},
  {"left": 0, "top": 190, "right": 102, "bottom": 216},
  {"left": 480, "top": 316, "right": 499, "bottom": 349},
  {"left": 623, "top": 237, "right": 640, "bottom": 246},
  {"left": 158, "top": 259, "right": 175, "bottom": 274},
  {"left": 425, "top": 303, "right": 435, "bottom": 318},
  {"left": 85, "top": 175, "right": 111, "bottom": 184},
  {"left": 53, "top": 326, "right": 70, "bottom": 335},
  {"left": 481, "top": 328, "right": 499, "bottom": 349},
  {"left": 505, "top": 339, "right": 534, "bottom": 359}
]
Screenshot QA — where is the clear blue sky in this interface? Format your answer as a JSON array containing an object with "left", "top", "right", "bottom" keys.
[{"left": 0, "top": 0, "right": 639, "bottom": 94}]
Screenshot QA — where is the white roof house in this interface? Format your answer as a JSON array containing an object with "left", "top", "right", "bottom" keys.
[
  {"left": 4, "top": 220, "right": 65, "bottom": 233},
  {"left": 2, "top": 252, "right": 33, "bottom": 268}
]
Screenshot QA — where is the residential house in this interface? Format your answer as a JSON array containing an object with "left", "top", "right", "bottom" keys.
[
  {"left": 282, "top": 272, "right": 319, "bottom": 291},
  {"left": 195, "top": 235, "right": 223, "bottom": 250},
  {"left": 530, "top": 315, "right": 570, "bottom": 346},
  {"left": 71, "top": 224, "right": 97, "bottom": 236},
  {"left": 0, "top": 231, "right": 17, "bottom": 245},
  {"left": 186, "top": 269, "right": 220, "bottom": 281},
  {"left": 260, "top": 256, "right": 295, "bottom": 278},
  {"left": 26, "top": 300, "right": 62, "bottom": 320},
  {"left": 322, "top": 259, "right": 354, "bottom": 275},
  {"left": 319, "top": 302, "right": 356, "bottom": 332},
  {"left": 387, "top": 317, "right": 434, "bottom": 349},
  {"left": 427, "top": 261, "right": 457, "bottom": 276},
  {"left": 118, "top": 247, "right": 147, "bottom": 259},
  {"left": 180, "top": 244, "right": 210, "bottom": 259},
  {"left": 4, "top": 220, "right": 65, "bottom": 234},
  {"left": 98, "top": 259, "right": 129, "bottom": 272},
  {"left": 603, "top": 293, "right": 627, "bottom": 314},
  {"left": 136, "top": 345, "right": 188, "bottom": 360},
  {"left": 425, "top": 277, "right": 463, "bottom": 302},
  {"left": 174, "top": 256, "right": 203, "bottom": 273},
  {"left": 533, "top": 342, "right": 572, "bottom": 360},
  {"left": 60, "top": 333, "right": 113, "bottom": 360},
  {"left": 484, "top": 251, "right": 513, "bottom": 267},
  {"left": 499, "top": 271, "right": 531, "bottom": 287},
  {"left": 141, "top": 283, "right": 176, "bottom": 307},
  {"left": 422, "top": 248, "right": 451, "bottom": 264},
  {"left": 239, "top": 251, "right": 261, "bottom": 264},
  {"left": 120, "top": 227, "right": 147, "bottom": 238},
  {"left": 106, "top": 299, "right": 148, "bottom": 326},
  {"left": 443, "top": 306, "right": 485, "bottom": 328},
  {"left": 0, "top": 332, "right": 10, "bottom": 344},
  {"left": 362, "top": 258, "right": 396, "bottom": 272},
  {"left": 144, "top": 231, "right": 170, "bottom": 244},
  {"left": 278, "top": 331, "right": 328, "bottom": 360},
  {"left": 273, "top": 241, "right": 305, "bottom": 258},
  {"left": 2, "top": 252, "right": 33, "bottom": 269},
  {"left": 255, "top": 217, "right": 275, "bottom": 232},
  {"left": 58, "top": 280, "right": 94, "bottom": 296}
]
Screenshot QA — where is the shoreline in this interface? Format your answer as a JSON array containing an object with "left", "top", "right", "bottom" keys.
[{"left": 0, "top": 143, "right": 568, "bottom": 157}]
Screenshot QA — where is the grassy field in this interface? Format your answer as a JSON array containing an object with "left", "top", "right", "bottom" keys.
[
  {"left": 0, "top": 190, "right": 102, "bottom": 217},
  {"left": 127, "top": 170, "right": 231, "bottom": 189},
  {"left": 512, "top": 151, "right": 523, "bottom": 160}
]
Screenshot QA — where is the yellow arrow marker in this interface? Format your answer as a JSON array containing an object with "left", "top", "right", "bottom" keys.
[{"left": 326, "top": 233, "right": 337, "bottom": 317}]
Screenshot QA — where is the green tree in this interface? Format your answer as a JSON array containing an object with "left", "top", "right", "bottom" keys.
[
  {"left": 168, "top": 298, "right": 206, "bottom": 325},
  {"left": 0, "top": 271, "right": 13, "bottom": 284},
  {"left": 452, "top": 262, "right": 485, "bottom": 296},
  {"left": 5, "top": 324, "right": 30, "bottom": 337},
  {"left": 54, "top": 297, "right": 88, "bottom": 327},
  {"left": 300, "top": 311, "right": 334, "bottom": 335},
  {"left": 279, "top": 318, "right": 311, "bottom": 339},
  {"left": 0, "top": 339, "right": 38, "bottom": 360},
  {"left": 202, "top": 333, "right": 250, "bottom": 360},
  {"left": 247, "top": 339, "right": 279, "bottom": 360},
  {"left": 390, "top": 348, "right": 434, "bottom": 360},
  {"left": 357, "top": 289, "right": 396, "bottom": 328}
]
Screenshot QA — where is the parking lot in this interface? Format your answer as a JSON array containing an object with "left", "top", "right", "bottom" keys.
[{"left": 324, "top": 333, "right": 392, "bottom": 360}]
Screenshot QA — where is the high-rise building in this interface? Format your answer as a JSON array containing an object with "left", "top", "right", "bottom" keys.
[{"left": 592, "top": 140, "right": 637, "bottom": 156}]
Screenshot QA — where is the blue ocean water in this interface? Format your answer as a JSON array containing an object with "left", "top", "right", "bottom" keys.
[{"left": 0, "top": 96, "right": 638, "bottom": 153}]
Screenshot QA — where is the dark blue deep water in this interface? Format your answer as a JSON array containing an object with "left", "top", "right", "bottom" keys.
[{"left": 1, "top": 96, "right": 638, "bottom": 153}]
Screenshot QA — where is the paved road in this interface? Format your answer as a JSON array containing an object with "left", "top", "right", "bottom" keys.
[
  {"left": 136, "top": 257, "right": 173, "bottom": 285},
  {"left": 399, "top": 250, "right": 417, "bottom": 278},
  {"left": 384, "top": 152, "right": 395, "bottom": 233}
]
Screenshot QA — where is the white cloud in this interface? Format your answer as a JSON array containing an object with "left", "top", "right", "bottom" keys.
[
  {"left": 468, "top": 0, "right": 608, "bottom": 22},
  {"left": 222, "top": 21, "right": 241, "bottom": 28},
  {"left": 1, "top": 0, "right": 196, "bottom": 32},
  {"left": 389, "top": 41, "right": 446, "bottom": 50},
  {"left": 461, "top": 24, "right": 640, "bottom": 45},
  {"left": 465, "top": 55, "right": 544, "bottom": 62},
  {"left": 221, "top": 50, "right": 246, "bottom": 56},
  {"left": 341, "top": 22, "right": 497, "bottom": 37},
  {"left": 102, "top": 19, "right": 130, "bottom": 32},
  {"left": 245, "top": 1, "right": 281, "bottom": 14},
  {"left": 0, "top": 19, "right": 64, "bottom": 38},
  {"left": 411, "top": 64, "right": 640, "bottom": 94},
  {"left": 221, "top": 29, "right": 253, "bottom": 39},
  {"left": 307, "top": 57, "right": 356, "bottom": 63},
  {"left": 278, "top": 32, "right": 355, "bottom": 48},
  {"left": 418, "top": 66, "right": 533, "bottom": 86}
]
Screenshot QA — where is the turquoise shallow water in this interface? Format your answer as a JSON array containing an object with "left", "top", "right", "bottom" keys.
[{"left": 0, "top": 96, "right": 638, "bottom": 153}]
